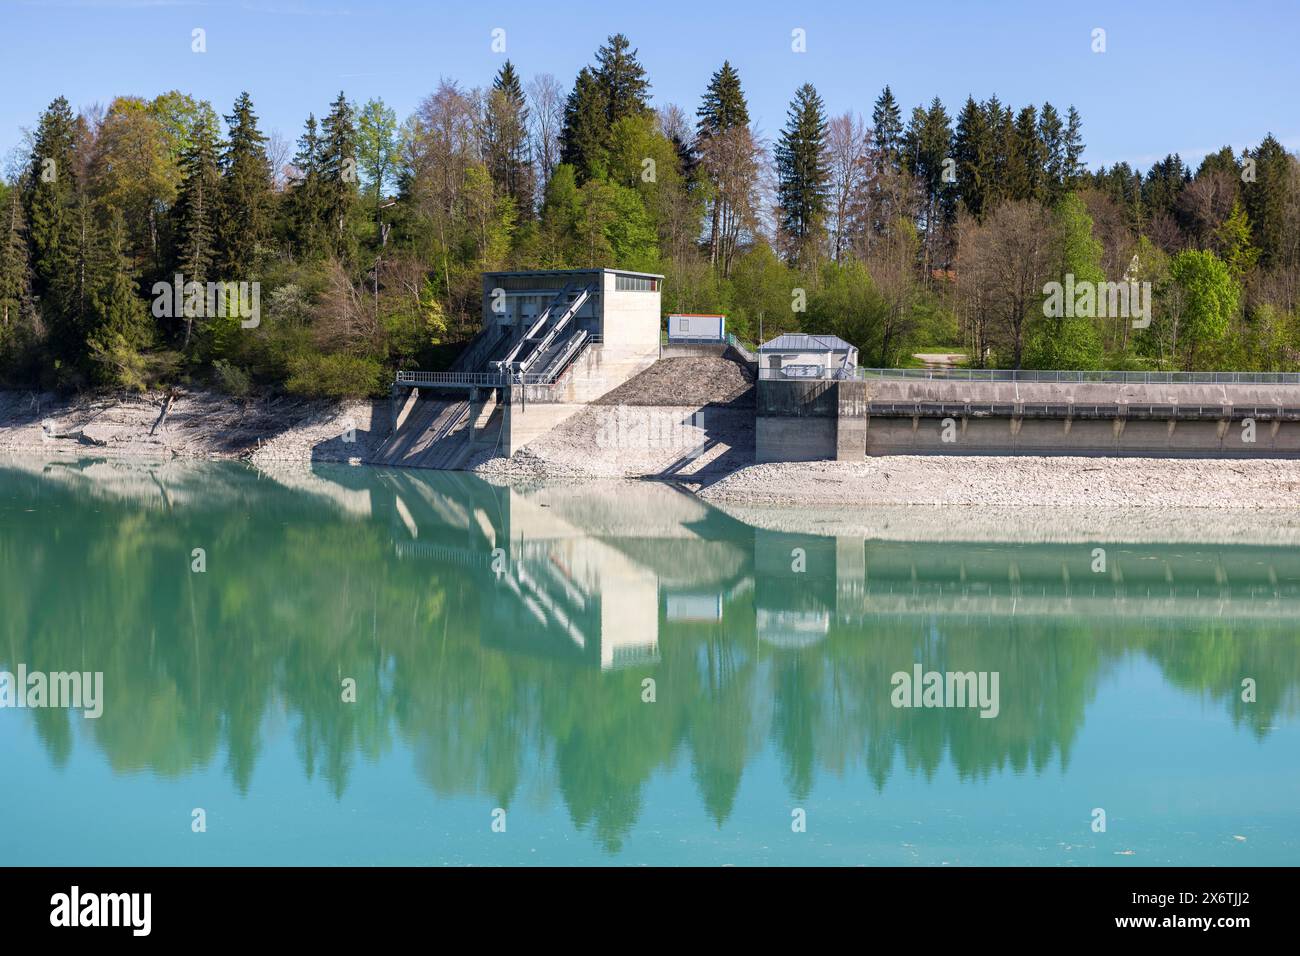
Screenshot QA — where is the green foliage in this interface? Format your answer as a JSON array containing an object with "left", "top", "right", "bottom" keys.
[
  {"left": 211, "top": 358, "right": 252, "bottom": 396},
  {"left": 1168, "top": 249, "right": 1240, "bottom": 369},
  {"left": 285, "top": 352, "right": 384, "bottom": 398},
  {"left": 5, "top": 44, "right": 1298, "bottom": 395}
]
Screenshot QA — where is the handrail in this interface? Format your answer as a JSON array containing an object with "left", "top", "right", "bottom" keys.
[
  {"left": 396, "top": 334, "right": 602, "bottom": 390},
  {"left": 517, "top": 286, "right": 592, "bottom": 373},
  {"left": 493, "top": 283, "right": 572, "bottom": 370},
  {"left": 854, "top": 368, "right": 1300, "bottom": 384}
]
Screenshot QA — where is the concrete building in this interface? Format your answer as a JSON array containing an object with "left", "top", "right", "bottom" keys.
[
  {"left": 758, "top": 333, "right": 858, "bottom": 380},
  {"left": 480, "top": 268, "right": 663, "bottom": 361},
  {"left": 382, "top": 268, "right": 664, "bottom": 468}
]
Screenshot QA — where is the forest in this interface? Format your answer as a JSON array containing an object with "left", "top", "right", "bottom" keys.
[{"left": 1, "top": 33, "right": 1297, "bottom": 397}]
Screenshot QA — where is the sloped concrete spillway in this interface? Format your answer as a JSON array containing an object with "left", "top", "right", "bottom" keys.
[
  {"left": 757, "top": 377, "right": 1300, "bottom": 460},
  {"left": 373, "top": 392, "right": 502, "bottom": 469}
]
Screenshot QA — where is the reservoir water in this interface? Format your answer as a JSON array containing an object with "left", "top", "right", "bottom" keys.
[{"left": 2, "top": 457, "right": 1297, "bottom": 865}]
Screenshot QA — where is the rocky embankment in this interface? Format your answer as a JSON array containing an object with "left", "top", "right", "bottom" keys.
[{"left": 0, "top": 389, "right": 385, "bottom": 465}]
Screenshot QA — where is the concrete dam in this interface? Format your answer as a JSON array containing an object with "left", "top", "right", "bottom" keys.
[{"left": 756, "top": 373, "right": 1300, "bottom": 460}]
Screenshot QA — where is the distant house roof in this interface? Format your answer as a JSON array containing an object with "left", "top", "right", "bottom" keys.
[{"left": 759, "top": 333, "right": 856, "bottom": 353}]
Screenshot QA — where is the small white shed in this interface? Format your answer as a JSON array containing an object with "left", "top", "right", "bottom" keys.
[{"left": 758, "top": 333, "right": 858, "bottom": 379}]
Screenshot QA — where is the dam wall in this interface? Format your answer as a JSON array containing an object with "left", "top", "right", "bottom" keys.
[{"left": 757, "top": 377, "right": 1300, "bottom": 460}]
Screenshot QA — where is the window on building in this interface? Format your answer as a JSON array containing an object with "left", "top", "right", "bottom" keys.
[{"left": 615, "top": 275, "right": 658, "bottom": 292}]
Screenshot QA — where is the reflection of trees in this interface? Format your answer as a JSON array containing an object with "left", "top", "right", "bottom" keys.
[{"left": 3, "top": 460, "right": 1299, "bottom": 854}]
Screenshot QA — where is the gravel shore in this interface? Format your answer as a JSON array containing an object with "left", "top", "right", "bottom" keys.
[{"left": 697, "top": 456, "right": 1300, "bottom": 509}]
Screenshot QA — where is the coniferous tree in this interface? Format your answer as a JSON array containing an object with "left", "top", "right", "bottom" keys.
[
  {"left": 320, "top": 91, "right": 359, "bottom": 258},
  {"left": 902, "top": 98, "right": 953, "bottom": 269},
  {"left": 871, "top": 86, "right": 904, "bottom": 170},
  {"left": 170, "top": 112, "right": 221, "bottom": 286},
  {"left": 217, "top": 92, "right": 273, "bottom": 277},
  {"left": 1243, "top": 134, "right": 1291, "bottom": 267},
  {"left": 559, "top": 34, "right": 651, "bottom": 185},
  {"left": 484, "top": 61, "right": 535, "bottom": 220},
  {"left": 953, "top": 96, "right": 993, "bottom": 219},
  {"left": 1007, "top": 105, "right": 1044, "bottom": 202},
  {"left": 559, "top": 68, "right": 610, "bottom": 182},
  {"left": 593, "top": 33, "right": 651, "bottom": 126},
  {"left": 775, "top": 83, "right": 830, "bottom": 262},
  {"left": 1038, "top": 103, "right": 1065, "bottom": 198},
  {"left": 288, "top": 114, "right": 326, "bottom": 259},
  {"left": 24, "top": 97, "right": 80, "bottom": 319},
  {"left": 697, "top": 61, "right": 751, "bottom": 268},
  {"left": 1063, "top": 106, "right": 1086, "bottom": 185},
  {"left": 697, "top": 61, "right": 749, "bottom": 138},
  {"left": 0, "top": 186, "right": 32, "bottom": 344}
]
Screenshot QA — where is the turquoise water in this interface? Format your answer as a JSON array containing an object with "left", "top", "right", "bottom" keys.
[{"left": 1, "top": 457, "right": 1297, "bottom": 866}]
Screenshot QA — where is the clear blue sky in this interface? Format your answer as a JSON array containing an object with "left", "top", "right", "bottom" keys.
[{"left": 2, "top": 0, "right": 1297, "bottom": 173}]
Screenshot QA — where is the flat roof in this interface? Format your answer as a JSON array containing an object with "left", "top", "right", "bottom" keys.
[{"left": 483, "top": 268, "right": 665, "bottom": 279}]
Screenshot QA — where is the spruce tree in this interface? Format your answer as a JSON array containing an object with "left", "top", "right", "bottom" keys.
[
  {"left": 24, "top": 97, "right": 79, "bottom": 310},
  {"left": 1243, "top": 134, "right": 1290, "bottom": 267},
  {"left": 320, "top": 91, "right": 359, "bottom": 257},
  {"left": 775, "top": 83, "right": 829, "bottom": 260},
  {"left": 170, "top": 112, "right": 221, "bottom": 286},
  {"left": 217, "top": 92, "right": 272, "bottom": 278},
  {"left": 559, "top": 68, "right": 610, "bottom": 182},
  {"left": 871, "top": 86, "right": 903, "bottom": 170},
  {"left": 696, "top": 61, "right": 749, "bottom": 137},
  {"left": 697, "top": 61, "right": 750, "bottom": 267},
  {"left": 953, "top": 96, "right": 992, "bottom": 219},
  {"left": 593, "top": 33, "right": 650, "bottom": 126},
  {"left": 1063, "top": 106, "right": 1086, "bottom": 185},
  {"left": 1008, "top": 105, "right": 1044, "bottom": 202},
  {"left": 1037, "top": 103, "right": 1065, "bottom": 195},
  {"left": 0, "top": 186, "right": 31, "bottom": 343},
  {"left": 485, "top": 61, "right": 535, "bottom": 219},
  {"left": 288, "top": 114, "right": 326, "bottom": 258}
]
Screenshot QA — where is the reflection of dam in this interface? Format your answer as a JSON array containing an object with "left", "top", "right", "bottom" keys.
[
  {"left": 754, "top": 528, "right": 1300, "bottom": 626},
  {"left": 377, "top": 470, "right": 751, "bottom": 668}
]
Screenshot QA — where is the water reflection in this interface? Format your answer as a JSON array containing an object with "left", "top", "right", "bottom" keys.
[{"left": 1, "top": 456, "right": 1298, "bottom": 852}]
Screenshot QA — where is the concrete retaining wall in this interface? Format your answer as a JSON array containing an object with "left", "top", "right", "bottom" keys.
[
  {"left": 757, "top": 376, "right": 1300, "bottom": 461},
  {"left": 756, "top": 416, "right": 836, "bottom": 462}
]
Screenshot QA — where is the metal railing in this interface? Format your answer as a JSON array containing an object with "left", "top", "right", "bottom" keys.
[
  {"left": 855, "top": 368, "right": 1300, "bottom": 384},
  {"left": 396, "top": 334, "right": 601, "bottom": 390},
  {"left": 866, "top": 401, "right": 1300, "bottom": 420},
  {"left": 758, "top": 366, "right": 867, "bottom": 381}
]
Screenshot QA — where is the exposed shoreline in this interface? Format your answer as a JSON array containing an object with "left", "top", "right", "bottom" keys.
[{"left": 6, "top": 389, "right": 1300, "bottom": 541}]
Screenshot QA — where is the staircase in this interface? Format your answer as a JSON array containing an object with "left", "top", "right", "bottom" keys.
[{"left": 491, "top": 282, "right": 594, "bottom": 376}]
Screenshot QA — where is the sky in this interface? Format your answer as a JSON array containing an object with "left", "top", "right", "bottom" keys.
[{"left": 1, "top": 0, "right": 1298, "bottom": 175}]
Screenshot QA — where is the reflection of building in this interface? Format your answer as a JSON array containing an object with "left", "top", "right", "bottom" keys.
[
  {"left": 665, "top": 592, "right": 723, "bottom": 621},
  {"left": 756, "top": 608, "right": 830, "bottom": 648},
  {"left": 378, "top": 471, "right": 751, "bottom": 669}
]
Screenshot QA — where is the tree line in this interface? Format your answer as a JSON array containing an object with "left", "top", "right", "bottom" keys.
[{"left": 1, "top": 33, "right": 1298, "bottom": 395}]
